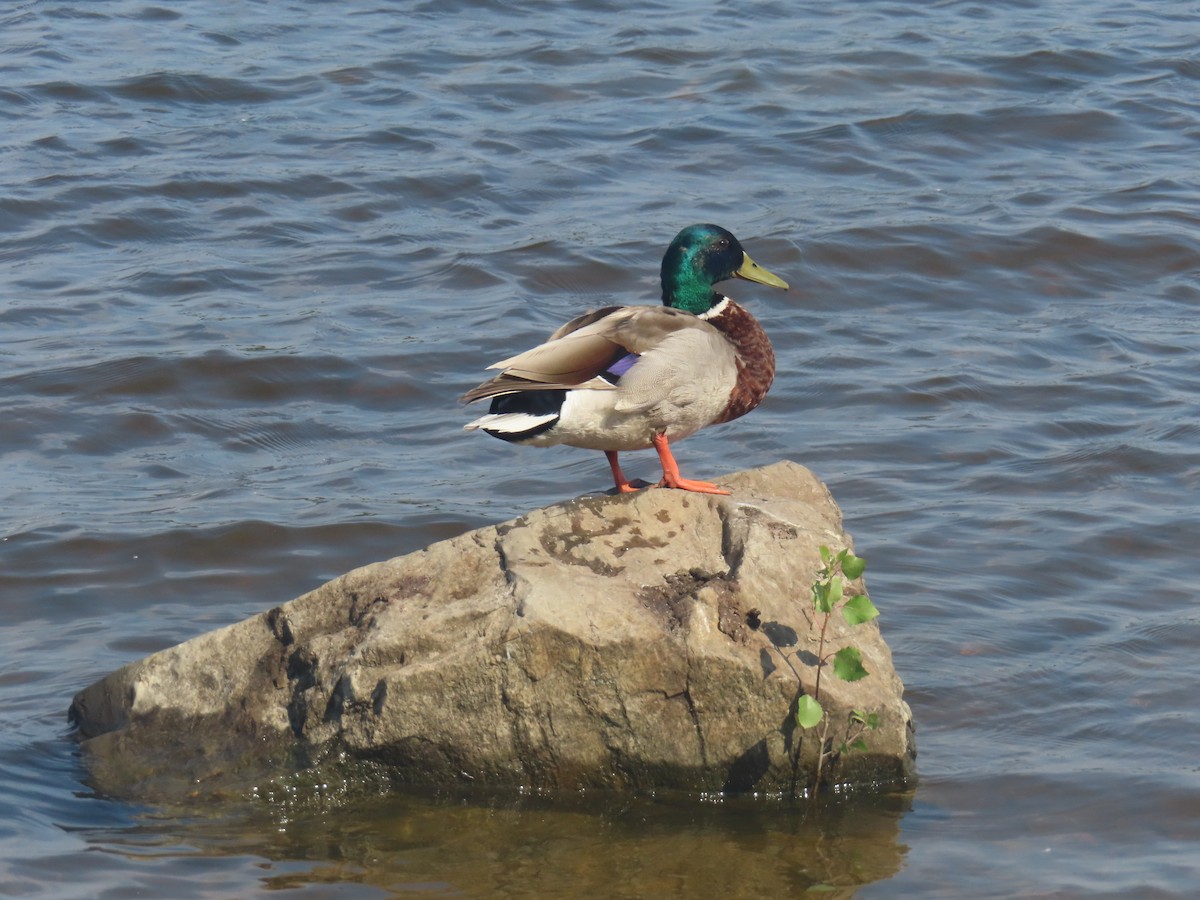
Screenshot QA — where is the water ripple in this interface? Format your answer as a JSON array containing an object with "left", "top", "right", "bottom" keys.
[{"left": 3, "top": 0, "right": 1200, "bottom": 895}]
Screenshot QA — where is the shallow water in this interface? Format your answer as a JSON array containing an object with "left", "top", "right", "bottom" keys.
[{"left": 3, "top": 0, "right": 1200, "bottom": 896}]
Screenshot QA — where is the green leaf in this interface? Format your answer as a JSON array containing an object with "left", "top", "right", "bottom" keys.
[
  {"left": 846, "top": 737, "right": 868, "bottom": 753},
  {"left": 846, "top": 710, "right": 878, "bottom": 732},
  {"left": 818, "top": 545, "right": 831, "bottom": 565},
  {"left": 796, "top": 694, "right": 824, "bottom": 729},
  {"left": 841, "top": 553, "right": 866, "bottom": 580},
  {"left": 832, "top": 646, "right": 869, "bottom": 682},
  {"left": 842, "top": 594, "right": 879, "bottom": 625},
  {"left": 827, "top": 576, "right": 843, "bottom": 607},
  {"left": 812, "top": 581, "right": 834, "bottom": 614}
]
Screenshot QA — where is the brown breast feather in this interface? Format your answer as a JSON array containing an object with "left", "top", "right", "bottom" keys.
[{"left": 708, "top": 300, "right": 775, "bottom": 425}]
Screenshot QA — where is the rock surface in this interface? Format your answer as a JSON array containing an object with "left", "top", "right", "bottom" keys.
[{"left": 71, "top": 461, "right": 916, "bottom": 799}]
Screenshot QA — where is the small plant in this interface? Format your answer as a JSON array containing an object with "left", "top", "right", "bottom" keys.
[
  {"left": 793, "top": 546, "right": 880, "bottom": 797},
  {"left": 839, "top": 708, "right": 881, "bottom": 755}
]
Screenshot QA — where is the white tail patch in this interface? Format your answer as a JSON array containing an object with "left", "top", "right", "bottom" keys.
[{"left": 464, "top": 411, "right": 558, "bottom": 433}]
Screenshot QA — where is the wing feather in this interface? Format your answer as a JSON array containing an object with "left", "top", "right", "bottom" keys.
[{"left": 461, "top": 305, "right": 720, "bottom": 404}]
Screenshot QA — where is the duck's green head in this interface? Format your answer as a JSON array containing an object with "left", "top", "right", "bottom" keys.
[{"left": 660, "top": 223, "right": 789, "bottom": 314}]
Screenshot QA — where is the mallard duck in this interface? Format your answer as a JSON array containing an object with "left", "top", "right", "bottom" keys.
[{"left": 462, "top": 223, "right": 789, "bottom": 495}]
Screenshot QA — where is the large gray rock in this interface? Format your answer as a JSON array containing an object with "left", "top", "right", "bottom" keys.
[{"left": 71, "top": 461, "right": 915, "bottom": 799}]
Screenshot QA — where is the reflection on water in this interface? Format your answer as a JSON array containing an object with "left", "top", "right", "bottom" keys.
[
  {"left": 83, "top": 785, "right": 912, "bottom": 899},
  {"left": 2, "top": 0, "right": 1200, "bottom": 895}
]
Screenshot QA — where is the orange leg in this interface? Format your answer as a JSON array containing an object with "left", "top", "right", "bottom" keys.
[
  {"left": 652, "top": 433, "right": 730, "bottom": 495},
  {"left": 605, "top": 450, "right": 639, "bottom": 494}
]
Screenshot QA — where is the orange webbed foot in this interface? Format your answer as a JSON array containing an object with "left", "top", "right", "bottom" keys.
[
  {"left": 657, "top": 474, "right": 731, "bottom": 495},
  {"left": 606, "top": 450, "right": 641, "bottom": 494},
  {"left": 651, "top": 433, "right": 730, "bottom": 495}
]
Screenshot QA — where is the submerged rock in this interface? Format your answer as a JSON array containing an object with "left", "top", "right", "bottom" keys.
[{"left": 71, "top": 461, "right": 915, "bottom": 800}]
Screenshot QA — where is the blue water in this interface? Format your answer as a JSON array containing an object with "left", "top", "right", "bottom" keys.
[{"left": 3, "top": 1, "right": 1200, "bottom": 896}]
